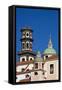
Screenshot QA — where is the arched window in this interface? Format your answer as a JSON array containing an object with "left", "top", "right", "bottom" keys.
[
  {"left": 27, "top": 33, "right": 29, "bottom": 36},
  {"left": 30, "top": 58, "right": 32, "bottom": 61},
  {"left": 42, "top": 63, "right": 44, "bottom": 69},
  {"left": 42, "top": 71, "right": 45, "bottom": 75},
  {"left": 22, "top": 58, "right": 25, "bottom": 62},
  {"left": 34, "top": 72, "right": 38, "bottom": 75},
  {"left": 26, "top": 32, "right": 29, "bottom": 37},
  {"left": 50, "top": 64, "right": 54, "bottom": 74},
  {"left": 35, "top": 63, "right": 38, "bottom": 69},
  {"left": 27, "top": 43, "right": 29, "bottom": 48},
  {"left": 46, "top": 55, "right": 48, "bottom": 59}
]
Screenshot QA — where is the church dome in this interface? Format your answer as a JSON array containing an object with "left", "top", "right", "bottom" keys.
[
  {"left": 43, "top": 34, "right": 56, "bottom": 55},
  {"left": 35, "top": 51, "right": 43, "bottom": 62},
  {"left": 43, "top": 48, "right": 56, "bottom": 54}
]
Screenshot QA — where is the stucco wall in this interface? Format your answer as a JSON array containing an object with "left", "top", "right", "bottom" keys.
[
  {"left": 16, "top": 73, "right": 31, "bottom": 82},
  {"left": 31, "top": 71, "right": 44, "bottom": 81},
  {"left": 44, "top": 60, "right": 59, "bottom": 80}
]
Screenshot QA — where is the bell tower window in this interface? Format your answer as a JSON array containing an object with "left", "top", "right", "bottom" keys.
[
  {"left": 26, "top": 32, "right": 29, "bottom": 38},
  {"left": 27, "top": 33, "right": 29, "bottom": 36},
  {"left": 27, "top": 43, "right": 29, "bottom": 48}
]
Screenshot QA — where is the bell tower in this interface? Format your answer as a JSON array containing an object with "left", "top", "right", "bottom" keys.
[
  {"left": 21, "top": 27, "right": 33, "bottom": 51},
  {"left": 18, "top": 27, "right": 36, "bottom": 62}
]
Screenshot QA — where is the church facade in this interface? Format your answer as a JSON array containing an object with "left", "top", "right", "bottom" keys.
[{"left": 16, "top": 27, "right": 59, "bottom": 83}]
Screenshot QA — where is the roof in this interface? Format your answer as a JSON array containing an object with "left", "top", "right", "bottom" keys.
[
  {"left": 17, "top": 51, "right": 36, "bottom": 56},
  {"left": 16, "top": 60, "right": 34, "bottom": 66},
  {"left": 16, "top": 69, "right": 46, "bottom": 75},
  {"left": 43, "top": 54, "right": 58, "bottom": 62},
  {"left": 21, "top": 27, "right": 33, "bottom": 32},
  {"left": 47, "top": 54, "right": 58, "bottom": 60}
]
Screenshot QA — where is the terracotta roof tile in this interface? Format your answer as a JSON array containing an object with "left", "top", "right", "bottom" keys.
[
  {"left": 46, "top": 55, "right": 58, "bottom": 61},
  {"left": 16, "top": 60, "right": 34, "bottom": 66}
]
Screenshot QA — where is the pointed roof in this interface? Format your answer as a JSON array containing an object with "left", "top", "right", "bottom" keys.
[
  {"left": 43, "top": 34, "right": 56, "bottom": 55},
  {"left": 48, "top": 33, "right": 53, "bottom": 48}
]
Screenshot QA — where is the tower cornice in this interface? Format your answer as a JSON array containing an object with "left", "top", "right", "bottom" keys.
[{"left": 21, "top": 38, "right": 33, "bottom": 42}]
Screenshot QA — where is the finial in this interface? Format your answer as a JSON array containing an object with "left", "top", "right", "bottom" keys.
[
  {"left": 48, "top": 33, "right": 53, "bottom": 48},
  {"left": 36, "top": 51, "right": 41, "bottom": 58}
]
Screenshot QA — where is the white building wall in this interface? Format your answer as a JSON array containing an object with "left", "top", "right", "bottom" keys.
[
  {"left": 16, "top": 65, "right": 27, "bottom": 72},
  {"left": 38, "top": 62, "right": 43, "bottom": 69},
  {"left": 31, "top": 71, "right": 44, "bottom": 81},
  {"left": 16, "top": 73, "right": 31, "bottom": 82},
  {"left": 44, "top": 60, "right": 59, "bottom": 80}
]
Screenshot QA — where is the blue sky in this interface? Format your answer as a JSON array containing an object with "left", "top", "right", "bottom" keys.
[{"left": 16, "top": 7, "right": 59, "bottom": 61}]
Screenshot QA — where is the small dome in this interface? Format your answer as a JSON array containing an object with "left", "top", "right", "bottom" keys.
[
  {"left": 35, "top": 51, "right": 43, "bottom": 62},
  {"left": 43, "top": 48, "right": 56, "bottom": 55},
  {"left": 36, "top": 51, "right": 41, "bottom": 58}
]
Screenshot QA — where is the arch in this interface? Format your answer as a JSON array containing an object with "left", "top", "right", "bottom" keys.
[{"left": 22, "top": 58, "right": 25, "bottom": 62}]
